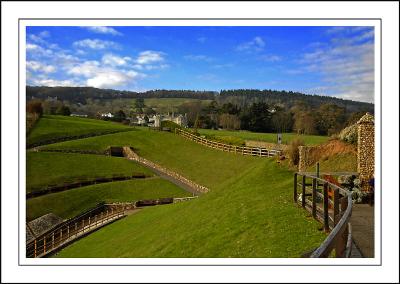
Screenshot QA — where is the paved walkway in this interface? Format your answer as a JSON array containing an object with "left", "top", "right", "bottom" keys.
[{"left": 350, "top": 204, "right": 374, "bottom": 258}]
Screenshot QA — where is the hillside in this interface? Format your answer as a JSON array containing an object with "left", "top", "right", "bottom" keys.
[
  {"left": 26, "top": 86, "right": 374, "bottom": 113},
  {"left": 31, "top": 123, "right": 327, "bottom": 258}
]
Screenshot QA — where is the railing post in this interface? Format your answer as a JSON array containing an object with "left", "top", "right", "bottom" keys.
[
  {"left": 333, "top": 188, "right": 340, "bottom": 226},
  {"left": 336, "top": 196, "right": 350, "bottom": 257},
  {"left": 293, "top": 173, "right": 298, "bottom": 202},
  {"left": 323, "top": 183, "right": 330, "bottom": 232},
  {"left": 302, "top": 175, "right": 306, "bottom": 208},
  {"left": 312, "top": 178, "right": 317, "bottom": 219}
]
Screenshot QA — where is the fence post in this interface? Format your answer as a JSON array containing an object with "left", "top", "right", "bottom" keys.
[
  {"left": 34, "top": 240, "right": 37, "bottom": 258},
  {"left": 259, "top": 148, "right": 262, "bottom": 157},
  {"left": 323, "top": 183, "right": 330, "bottom": 232},
  {"left": 312, "top": 178, "right": 317, "bottom": 219},
  {"left": 67, "top": 225, "right": 70, "bottom": 238},
  {"left": 333, "top": 188, "right": 340, "bottom": 226},
  {"left": 60, "top": 229, "right": 63, "bottom": 242},
  {"left": 52, "top": 232, "right": 55, "bottom": 249},
  {"left": 336, "top": 196, "right": 349, "bottom": 257},
  {"left": 293, "top": 173, "right": 298, "bottom": 202},
  {"left": 43, "top": 238, "right": 46, "bottom": 254},
  {"left": 302, "top": 175, "right": 306, "bottom": 208}
]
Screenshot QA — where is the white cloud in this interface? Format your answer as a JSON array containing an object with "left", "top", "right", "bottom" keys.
[
  {"left": 298, "top": 27, "right": 374, "bottom": 103},
  {"left": 26, "top": 43, "right": 53, "bottom": 57},
  {"left": 67, "top": 60, "right": 145, "bottom": 89},
  {"left": 87, "top": 70, "right": 141, "bottom": 89},
  {"left": 136, "top": 50, "right": 165, "bottom": 64},
  {"left": 31, "top": 78, "right": 80, "bottom": 87},
  {"left": 83, "top": 26, "right": 122, "bottom": 36},
  {"left": 73, "top": 39, "right": 119, "bottom": 50},
  {"left": 26, "top": 61, "right": 56, "bottom": 73},
  {"left": 102, "top": 53, "right": 131, "bottom": 66},
  {"left": 67, "top": 60, "right": 101, "bottom": 77},
  {"left": 236, "top": 36, "right": 265, "bottom": 52}
]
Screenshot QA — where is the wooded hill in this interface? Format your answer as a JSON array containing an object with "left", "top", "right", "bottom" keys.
[{"left": 26, "top": 86, "right": 373, "bottom": 113}]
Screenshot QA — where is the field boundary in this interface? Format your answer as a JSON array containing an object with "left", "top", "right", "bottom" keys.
[
  {"left": 27, "top": 128, "right": 135, "bottom": 149},
  {"left": 175, "top": 128, "right": 282, "bottom": 157},
  {"left": 27, "top": 173, "right": 151, "bottom": 199},
  {"left": 123, "top": 146, "right": 209, "bottom": 194}
]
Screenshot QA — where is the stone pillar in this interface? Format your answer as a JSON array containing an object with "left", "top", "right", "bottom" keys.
[
  {"left": 357, "top": 113, "right": 375, "bottom": 192},
  {"left": 298, "top": 146, "right": 308, "bottom": 172}
]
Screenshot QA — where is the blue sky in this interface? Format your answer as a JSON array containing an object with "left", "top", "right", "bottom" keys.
[{"left": 26, "top": 26, "right": 374, "bottom": 103}]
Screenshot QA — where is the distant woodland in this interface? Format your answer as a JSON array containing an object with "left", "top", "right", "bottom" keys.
[{"left": 26, "top": 86, "right": 374, "bottom": 135}]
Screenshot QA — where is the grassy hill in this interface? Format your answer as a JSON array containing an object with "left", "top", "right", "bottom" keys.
[
  {"left": 40, "top": 128, "right": 327, "bottom": 258},
  {"left": 27, "top": 152, "right": 153, "bottom": 193},
  {"left": 27, "top": 178, "right": 188, "bottom": 221},
  {"left": 27, "top": 115, "right": 133, "bottom": 147},
  {"left": 40, "top": 128, "right": 261, "bottom": 188},
  {"left": 197, "top": 129, "right": 329, "bottom": 146},
  {"left": 56, "top": 158, "right": 325, "bottom": 258}
]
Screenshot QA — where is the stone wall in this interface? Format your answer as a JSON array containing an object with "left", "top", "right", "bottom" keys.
[
  {"left": 122, "top": 146, "right": 209, "bottom": 193},
  {"left": 298, "top": 146, "right": 312, "bottom": 172},
  {"left": 357, "top": 113, "right": 375, "bottom": 192}
]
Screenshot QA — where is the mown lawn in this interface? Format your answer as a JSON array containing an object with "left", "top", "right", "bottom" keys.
[
  {"left": 27, "top": 178, "right": 188, "bottom": 221},
  {"left": 26, "top": 152, "right": 153, "bottom": 193},
  {"left": 56, "top": 159, "right": 326, "bottom": 258},
  {"left": 197, "top": 128, "right": 328, "bottom": 146},
  {"left": 27, "top": 115, "right": 133, "bottom": 146}
]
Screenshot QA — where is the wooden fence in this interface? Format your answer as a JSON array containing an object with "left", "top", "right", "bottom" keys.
[
  {"left": 294, "top": 173, "right": 353, "bottom": 257},
  {"left": 26, "top": 204, "right": 125, "bottom": 258},
  {"left": 176, "top": 129, "right": 282, "bottom": 158}
]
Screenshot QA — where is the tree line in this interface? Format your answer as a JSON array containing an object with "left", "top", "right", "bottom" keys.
[{"left": 179, "top": 100, "right": 368, "bottom": 136}]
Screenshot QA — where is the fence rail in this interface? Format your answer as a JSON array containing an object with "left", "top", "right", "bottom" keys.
[
  {"left": 294, "top": 173, "right": 353, "bottom": 257},
  {"left": 26, "top": 205, "right": 125, "bottom": 258},
  {"left": 176, "top": 129, "right": 282, "bottom": 158}
]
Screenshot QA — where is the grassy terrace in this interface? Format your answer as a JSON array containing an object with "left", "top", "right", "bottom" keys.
[
  {"left": 197, "top": 128, "right": 329, "bottom": 146},
  {"left": 41, "top": 128, "right": 260, "bottom": 189},
  {"left": 27, "top": 115, "right": 133, "bottom": 146},
  {"left": 27, "top": 178, "right": 188, "bottom": 221},
  {"left": 43, "top": 127, "right": 326, "bottom": 258},
  {"left": 26, "top": 152, "right": 154, "bottom": 193}
]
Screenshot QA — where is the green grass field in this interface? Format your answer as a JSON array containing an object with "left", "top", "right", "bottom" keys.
[
  {"left": 41, "top": 128, "right": 260, "bottom": 188},
  {"left": 56, "top": 159, "right": 325, "bottom": 258},
  {"left": 26, "top": 152, "right": 153, "bottom": 193},
  {"left": 26, "top": 117, "right": 327, "bottom": 257},
  {"left": 197, "top": 128, "right": 328, "bottom": 146},
  {"left": 27, "top": 115, "right": 133, "bottom": 146},
  {"left": 27, "top": 178, "right": 188, "bottom": 221}
]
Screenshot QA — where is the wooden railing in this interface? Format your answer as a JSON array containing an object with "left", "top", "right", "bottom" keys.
[
  {"left": 294, "top": 173, "right": 353, "bottom": 257},
  {"left": 176, "top": 129, "right": 282, "bottom": 157},
  {"left": 26, "top": 205, "right": 125, "bottom": 258}
]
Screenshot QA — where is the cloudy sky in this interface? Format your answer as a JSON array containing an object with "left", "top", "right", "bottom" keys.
[{"left": 26, "top": 26, "right": 374, "bottom": 103}]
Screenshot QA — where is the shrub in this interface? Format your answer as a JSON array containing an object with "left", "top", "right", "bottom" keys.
[
  {"left": 27, "top": 100, "right": 43, "bottom": 116},
  {"left": 338, "top": 124, "right": 358, "bottom": 144},
  {"left": 287, "top": 137, "right": 304, "bottom": 166},
  {"left": 161, "top": 120, "right": 181, "bottom": 133}
]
